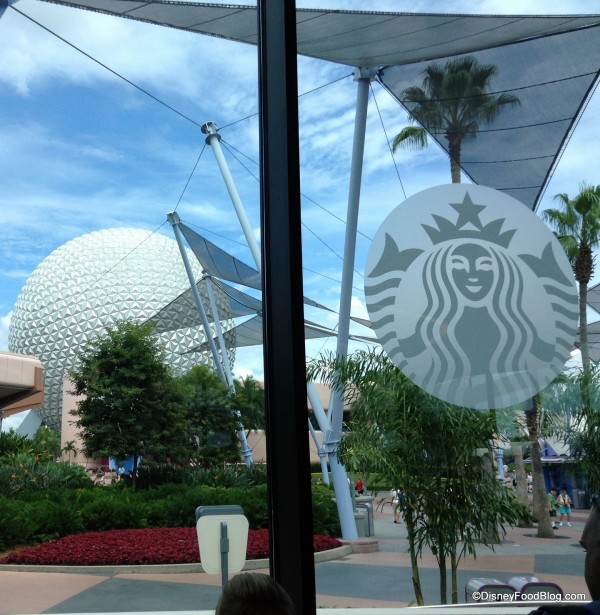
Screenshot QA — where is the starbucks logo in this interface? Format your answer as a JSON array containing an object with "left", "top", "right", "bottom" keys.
[{"left": 365, "top": 184, "right": 578, "bottom": 409}]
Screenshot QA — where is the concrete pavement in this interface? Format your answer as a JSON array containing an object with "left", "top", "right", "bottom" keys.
[{"left": 0, "top": 507, "right": 590, "bottom": 613}]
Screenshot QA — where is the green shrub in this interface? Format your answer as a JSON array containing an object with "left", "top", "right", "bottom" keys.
[
  {"left": 0, "top": 455, "right": 92, "bottom": 496},
  {"left": 0, "top": 431, "right": 33, "bottom": 459},
  {"left": 0, "top": 497, "right": 40, "bottom": 549},
  {"left": 0, "top": 477, "right": 340, "bottom": 548},
  {"left": 27, "top": 497, "right": 85, "bottom": 542},
  {"left": 80, "top": 490, "right": 150, "bottom": 531},
  {"left": 134, "top": 462, "right": 270, "bottom": 490},
  {"left": 311, "top": 484, "right": 340, "bottom": 536}
]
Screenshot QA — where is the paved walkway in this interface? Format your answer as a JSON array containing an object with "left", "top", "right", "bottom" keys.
[{"left": 0, "top": 508, "right": 590, "bottom": 614}]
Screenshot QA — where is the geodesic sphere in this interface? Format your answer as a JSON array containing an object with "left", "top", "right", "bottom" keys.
[{"left": 8, "top": 228, "right": 233, "bottom": 431}]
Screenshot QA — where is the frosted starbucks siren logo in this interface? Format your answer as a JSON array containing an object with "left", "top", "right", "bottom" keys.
[{"left": 365, "top": 184, "right": 578, "bottom": 409}]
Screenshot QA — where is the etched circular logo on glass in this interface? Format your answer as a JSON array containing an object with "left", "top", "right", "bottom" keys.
[{"left": 365, "top": 184, "right": 578, "bottom": 409}]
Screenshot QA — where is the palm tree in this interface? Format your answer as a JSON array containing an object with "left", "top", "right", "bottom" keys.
[
  {"left": 392, "top": 55, "right": 520, "bottom": 183},
  {"left": 61, "top": 440, "right": 78, "bottom": 463},
  {"left": 543, "top": 184, "right": 600, "bottom": 372}
]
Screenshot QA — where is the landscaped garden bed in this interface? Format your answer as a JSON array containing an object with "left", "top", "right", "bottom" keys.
[{"left": 0, "top": 527, "right": 341, "bottom": 566}]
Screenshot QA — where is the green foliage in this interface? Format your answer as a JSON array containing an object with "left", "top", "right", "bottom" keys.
[
  {"left": 133, "top": 462, "right": 268, "bottom": 490},
  {"left": 179, "top": 365, "right": 241, "bottom": 467},
  {"left": 0, "top": 430, "right": 33, "bottom": 458},
  {"left": 0, "top": 489, "right": 88, "bottom": 549},
  {"left": 561, "top": 367, "right": 600, "bottom": 493},
  {"left": 233, "top": 375, "right": 265, "bottom": 431},
  {"left": 0, "top": 455, "right": 92, "bottom": 496},
  {"left": 31, "top": 426, "right": 61, "bottom": 460},
  {"left": 392, "top": 56, "right": 519, "bottom": 183},
  {"left": 0, "top": 498, "right": 40, "bottom": 550},
  {"left": 311, "top": 484, "right": 341, "bottom": 536},
  {"left": 543, "top": 183, "right": 600, "bottom": 371},
  {"left": 80, "top": 489, "right": 151, "bottom": 531},
  {"left": 0, "top": 475, "right": 340, "bottom": 549},
  {"left": 69, "top": 320, "right": 189, "bottom": 485},
  {"left": 309, "top": 348, "right": 532, "bottom": 605}
]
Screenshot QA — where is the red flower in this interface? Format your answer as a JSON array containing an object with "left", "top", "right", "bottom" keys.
[{"left": 0, "top": 528, "right": 340, "bottom": 566}]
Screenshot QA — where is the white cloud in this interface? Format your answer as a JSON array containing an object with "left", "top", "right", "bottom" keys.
[
  {"left": 0, "top": 312, "right": 12, "bottom": 351},
  {"left": 1, "top": 0, "right": 599, "bottom": 382}
]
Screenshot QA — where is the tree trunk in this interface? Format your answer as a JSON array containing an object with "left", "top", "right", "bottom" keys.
[
  {"left": 438, "top": 550, "right": 447, "bottom": 604},
  {"left": 451, "top": 550, "right": 459, "bottom": 604},
  {"left": 580, "top": 281, "right": 590, "bottom": 372},
  {"left": 448, "top": 134, "right": 462, "bottom": 183},
  {"left": 513, "top": 444, "right": 530, "bottom": 509},
  {"left": 405, "top": 511, "right": 425, "bottom": 606},
  {"left": 526, "top": 397, "right": 554, "bottom": 538}
]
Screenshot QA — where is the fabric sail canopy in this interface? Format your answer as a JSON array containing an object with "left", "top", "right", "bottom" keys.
[
  {"left": 31, "top": 0, "right": 600, "bottom": 211},
  {"left": 148, "top": 222, "right": 371, "bottom": 339}
]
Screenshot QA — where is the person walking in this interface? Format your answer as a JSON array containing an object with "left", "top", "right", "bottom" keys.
[
  {"left": 557, "top": 488, "right": 573, "bottom": 527},
  {"left": 392, "top": 489, "right": 402, "bottom": 523},
  {"left": 547, "top": 487, "right": 558, "bottom": 530}
]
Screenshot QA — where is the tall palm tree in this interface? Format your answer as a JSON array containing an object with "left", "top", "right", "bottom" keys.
[
  {"left": 392, "top": 56, "right": 520, "bottom": 183},
  {"left": 61, "top": 440, "right": 78, "bottom": 463},
  {"left": 543, "top": 184, "right": 600, "bottom": 372}
]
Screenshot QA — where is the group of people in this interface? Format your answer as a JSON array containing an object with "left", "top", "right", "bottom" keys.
[{"left": 548, "top": 487, "right": 573, "bottom": 529}]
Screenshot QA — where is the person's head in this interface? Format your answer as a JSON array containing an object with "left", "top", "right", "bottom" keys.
[
  {"left": 580, "top": 502, "right": 600, "bottom": 600},
  {"left": 551, "top": 488, "right": 558, "bottom": 495},
  {"left": 216, "top": 573, "right": 295, "bottom": 615}
]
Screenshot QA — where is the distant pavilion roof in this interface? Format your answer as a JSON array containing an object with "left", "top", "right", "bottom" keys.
[{"left": 32, "top": 1, "right": 600, "bottom": 211}]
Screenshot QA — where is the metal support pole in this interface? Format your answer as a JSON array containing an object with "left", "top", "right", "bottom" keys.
[
  {"left": 203, "top": 274, "right": 254, "bottom": 467},
  {"left": 204, "top": 274, "right": 236, "bottom": 387},
  {"left": 258, "top": 1, "right": 316, "bottom": 611},
  {"left": 220, "top": 521, "right": 229, "bottom": 587},
  {"left": 308, "top": 418, "right": 329, "bottom": 485},
  {"left": 307, "top": 381, "right": 331, "bottom": 485},
  {"left": 167, "top": 211, "right": 226, "bottom": 383},
  {"left": 201, "top": 121, "right": 262, "bottom": 270},
  {"left": 328, "top": 68, "right": 377, "bottom": 541}
]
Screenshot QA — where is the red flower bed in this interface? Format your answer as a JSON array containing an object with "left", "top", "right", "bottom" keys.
[{"left": 0, "top": 527, "right": 341, "bottom": 566}]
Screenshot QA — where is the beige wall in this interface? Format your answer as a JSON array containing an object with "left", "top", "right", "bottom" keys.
[
  {"left": 245, "top": 429, "right": 324, "bottom": 465},
  {"left": 61, "top": 374, "right": 103, "bottom": 469}
]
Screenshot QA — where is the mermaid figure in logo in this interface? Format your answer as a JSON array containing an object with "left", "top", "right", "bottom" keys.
[{"left": 397, "top": 194, "right": 556, "bottom": 408}]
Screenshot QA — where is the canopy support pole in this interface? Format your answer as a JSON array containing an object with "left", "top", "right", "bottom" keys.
[
  {"left": 308, "top": 418, "right": 329, "bottom": 485},
  {"left": 200, "top": 122, "right": 333, "bottom": 482},
  {"left": 327, "top": 67, "right": 377, "bottom": 541},
  {"left": 201, "top": 121, "right": 263, "bottom": 269},
  {"left": 204, "top": 273, "right": 253, "bottom": 467},
  {"left": 168, "top": 211, "right": 253, "bottom": 466}
]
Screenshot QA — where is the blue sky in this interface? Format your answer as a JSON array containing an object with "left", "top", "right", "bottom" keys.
[{"left": 1, "top": 0, "right": 600, "bottom": 381}]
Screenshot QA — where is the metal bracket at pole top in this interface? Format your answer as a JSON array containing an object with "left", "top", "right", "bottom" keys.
[
  {"left": 201, "top": 121, "right": 222, "bottom": 144},
  {"left": 352, "top": 67, "right": 379, "bottom": 82}
]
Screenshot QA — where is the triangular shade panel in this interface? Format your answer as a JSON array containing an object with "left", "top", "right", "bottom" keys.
[
  {"left": 147, "top": 277, "right": 262, "bottom": 334},
  {"left": 580, "top": 319, "right": 600, "bottom": 365},
  {"left": 31, "top": 1, "right": 600, "bottom": 210},
  {"left": 586, "top": 281, "right": 600, "bottom": 319},
  {"left": 188, "top": 314, "right": 377, "bottom": 353},
  {"left": 179, "top": 222, "right": 262, "bottom": 290},
  {"left": 178, "top": 221, "right": 342, "bottom": 315},
  {"left": 377, "top": 25, "right": 600, "bottom": 209}
]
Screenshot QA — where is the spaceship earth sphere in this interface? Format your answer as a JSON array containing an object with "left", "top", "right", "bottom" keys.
[{"left": 9, "top": 228, "right": 230, "bottom": 431}]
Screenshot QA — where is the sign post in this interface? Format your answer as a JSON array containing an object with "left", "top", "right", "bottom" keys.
[{"left": 195, "top": 505, "right": 249, "bottom": 586}]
